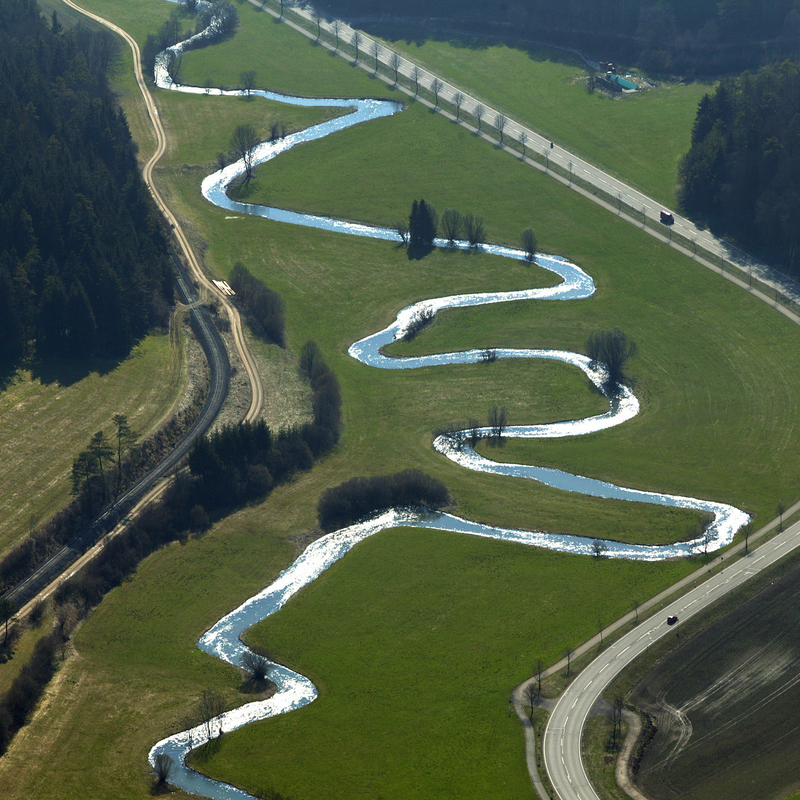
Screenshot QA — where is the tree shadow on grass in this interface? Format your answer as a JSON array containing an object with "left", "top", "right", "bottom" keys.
[
  {"left": 29, "top": 350, "right": 131, "bottom": 388},
  {"left": 407, "top": 242, "right": 435, "bottom": 261}
]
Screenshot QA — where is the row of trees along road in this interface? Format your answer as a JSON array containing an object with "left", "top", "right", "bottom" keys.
[
  {"left": 0, "top": 0, "right": 175, "bottom": 369},
  {"left": 312, "top": 0, "right": 800, "bottom": 75}
]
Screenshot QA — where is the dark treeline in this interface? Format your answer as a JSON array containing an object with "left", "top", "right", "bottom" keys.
[
  {"left": 318, "top": 470, "right": 450, "bottom": 532},
  {"left": 0, "top": 0, "right": 174, "bottom": 368},
  {"left": 679, "top": 60, "right": 800, "bottom": 273},
  {"left": 315, "top": 0, "right": 800, "bottom": 75},
  {"left": 229, "top": 262, "right": 285, "bottom": 346},
  {"left": 0, "top": 621, "right": 71, "bottom": 755}
]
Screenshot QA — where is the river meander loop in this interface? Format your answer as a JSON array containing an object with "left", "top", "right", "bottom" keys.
[{"left": 148, "top": 5, "right": 749, "bottom": 796}]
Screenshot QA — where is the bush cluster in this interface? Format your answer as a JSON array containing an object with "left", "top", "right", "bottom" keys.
[
  {"left": 318, "top": 470, "right": 451, "bottom": 532},
  {"left": 229, "top": 263, "right": 285, "bottom": 346},
  {"left": 0, "top": 627, "right": 66, "bottom": 755}
]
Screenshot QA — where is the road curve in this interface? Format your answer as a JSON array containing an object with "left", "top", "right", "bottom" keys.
[
  {"left": 543, "top": 515, "right": 800, "bottom": 800},
  {"left": 2, "top": 248, "right": 229, "bottom": 610},
  {"left": 61, "top": 0, "right": 264, "bottom": 423}
]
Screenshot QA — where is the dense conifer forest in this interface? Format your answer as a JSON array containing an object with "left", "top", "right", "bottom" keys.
[
  {"left": 679, "top": 60, "right": 800, "bottom": 273},
  {"left": 316, "top": 0, "right": 800, "bottom": 74},
  {"left": 0, "top": 0, "right": 173, "bottom": 368}
]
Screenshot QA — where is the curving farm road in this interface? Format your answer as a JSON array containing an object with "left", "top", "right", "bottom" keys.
[
  {"left": 542, "top": 513, "right": 800, "bottom": 800},
  {"left": 61, "top": 0, "right": 264, "bottom": 424}
]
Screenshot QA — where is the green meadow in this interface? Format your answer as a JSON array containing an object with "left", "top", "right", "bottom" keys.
[
  {"left": 2, "top": 2, "right": 798, "bottom": 798},
  {"left": 0, "top": 333, "right": 186, "bottom": 560}
]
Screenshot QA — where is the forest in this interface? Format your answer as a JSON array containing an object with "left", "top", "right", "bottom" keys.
[
  {"left": 679, "top": 60, "right": 800, "bottom": 274},
  {"left": 313, "top": 0, "right": 800, "bottom": 74},
  {"left": 0, "top": 0, "right": 174, "bottom": 369}
]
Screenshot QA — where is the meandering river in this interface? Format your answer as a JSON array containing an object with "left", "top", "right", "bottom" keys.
[{"left": 148, "top": 5, "right": 748, "bottom": 796}]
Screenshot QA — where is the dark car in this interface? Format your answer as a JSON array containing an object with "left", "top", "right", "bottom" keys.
[
  {"left": 660, "top": 210, "right": 675, "bottom": 225},
  {"left": 667, "top": 615, "right": 679, "bottom": 625}
]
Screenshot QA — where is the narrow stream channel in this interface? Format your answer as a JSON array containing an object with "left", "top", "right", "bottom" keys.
[{"left": 148, "top": 5, "right": 749, "bottom": 795}]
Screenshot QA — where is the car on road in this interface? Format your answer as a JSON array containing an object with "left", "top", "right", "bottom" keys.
[
  {"left": 667, "top": 614, "right": 679, "bottom": 625},
  {"left": 660, "top": 210, "right": 675, "bottom": 225}
]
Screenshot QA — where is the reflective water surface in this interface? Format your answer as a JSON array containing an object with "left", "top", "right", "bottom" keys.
[{"left": 148, "top": 6, "right": 749, "bottom": 796}]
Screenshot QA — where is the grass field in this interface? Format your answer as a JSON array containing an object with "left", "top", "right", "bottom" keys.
[
  {"left": 2, "top": 2, "right": 799, "bottom": 798},
  {"left": 375, "top": 35, "right": 711, "bottom": 207},
  {"left": 0, "top": 332, "right": 186, "bottom": 561}
]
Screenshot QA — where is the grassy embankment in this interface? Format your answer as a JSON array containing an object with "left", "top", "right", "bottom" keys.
[
  {"left": 1, "top": 2, "right": 798, "bottom": 798},
  {"left": 0, "top": 333, "right": 186, "bottom": 561}
]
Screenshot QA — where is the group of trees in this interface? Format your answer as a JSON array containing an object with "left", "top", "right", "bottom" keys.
[
  {"left": 401, "top": 200, "right": 487, "bottom": 251},
  {"left": 318, "top": 469, "right": 450, "bottom": 532},
  {"left": 0, "top": 0, "right": 175, "bottom": 368},
  {"left": 679, "top": 61, "right": 800, "bottom": 274},
  {"left": 70, "top": 416, "right": 137, "bottom": 499},
  {"left": 312, "top": 0, "right": 800, "bottom": 75},
  {"left": 229, "top": 263, "right": 285, "bottom": 345}
]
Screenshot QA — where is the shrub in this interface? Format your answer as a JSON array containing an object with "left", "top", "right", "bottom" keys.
[{"left": 318, "top": 470, "right": 450, "bottom": 532}]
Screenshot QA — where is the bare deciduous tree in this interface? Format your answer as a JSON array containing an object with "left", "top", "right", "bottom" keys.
[
  {"left": 494, "top": 113, "right": 507, "bottom": 144},
  {"left": 241, "top": 651, "right": 271, "bottom": 685},
  {"left": 389, "top": 51, "right": 401, "bottom": 84},
  {"left": 585, "top": 328, "right": 637, "bottom": 390},
  {"left": 431, "top": 77, "right": 443, "bottom": 106},
  {"left": 597, "top": 616, "right": 605, "bottom": 647},
  {"left": 453, "top": 91, "right": 464, "bottom": 119},
  {"left": 395, "top": 219, "right": 409, "bottom": 244},
  {"left": 524, "top": 682, "right": 538, "bottom": 721},
  {"left": 153, "top": 753, "right": 175, "bottom": 787},
  {"left": 487, "top": 405, "right": 508, "bottom": 442},
  {"left": 564, "top": 645, "right": 573, "bottom": 676},
  {"left": 631, "top": 598, "right": 640, "bottom": 623},
  {"left": 411, "top": 65, "right": 421, "bottom": 96},
  {"left": 592, "top": 538, "right": 608, "bottom": 558},
  {"left": 743, "top": 522, "right": 753, "bottom": 553},
  {"left": 611, "top": 697, "right": 624, "bottom": 748},
  {"left": 351, "top": 30, "right": 362, "bottom": 62},
  {"left": 231, "top": 124, "right": 260, "bottom": 184},
  {"left": 468, "top": 418, "right": 481, "bottom": 447},
  {"left": 441, "top": 208, "right": 462, "bottom": 245},
  {"left": 240, "top": 69, "right": 257, "bottom": 95},
  {"left": 371, "top": 40, "right": 381, "bottom": 74},
  {"left": 198, "top": 690, "right": 225, "bottom": 740},
  {"left": 474, "top": 103, "right": 485, "bottom": 130},
  {"left": 463, "top": 213, "right": 486, "bottom": 249},
  {"left": 312, "top": 9, "right": 324, "bottom": 41},
  {"left": 331, "top": 19, "right": 342, "bottom": 51},
  {"left": 519, "top": 130, "right": 528, "bottom": 157},
  {"left": 777, "top": 501, "right": 786, "bottom": 531},
  {"left": 534, "top": 659, "right": 544, "bottom": 698},
  {"left": 521, "top": 227, "right": 537, "bottom": 263}
]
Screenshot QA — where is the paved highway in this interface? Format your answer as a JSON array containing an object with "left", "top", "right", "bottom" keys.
[{"left": 542, "top": 515, "right": 800, "bottom": 800}]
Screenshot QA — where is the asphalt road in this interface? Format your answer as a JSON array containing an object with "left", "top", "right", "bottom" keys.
[{"left": 542, "top": 515, "right": 800, "bottom": 800}]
